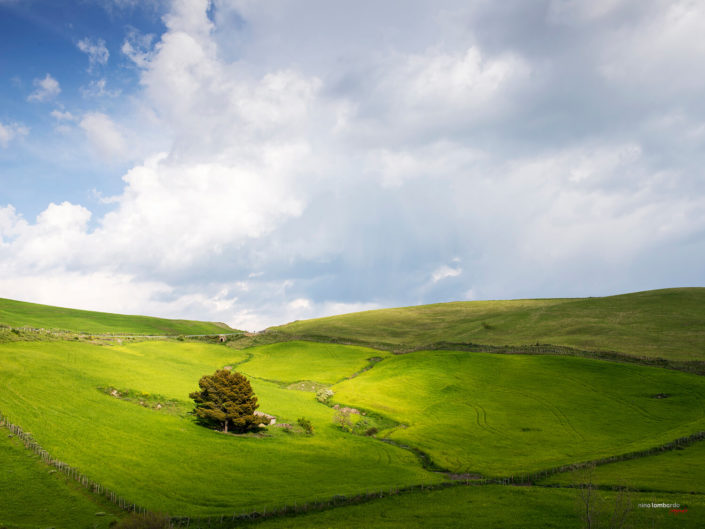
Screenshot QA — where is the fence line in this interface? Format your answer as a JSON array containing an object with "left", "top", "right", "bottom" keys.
[{"left": 0, "top": 410, "right": 148, "bottom": 516}]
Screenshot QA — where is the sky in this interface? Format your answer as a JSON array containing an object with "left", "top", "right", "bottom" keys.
[{"left": 1, "top": 0, "right": 704, "bottom": 330}]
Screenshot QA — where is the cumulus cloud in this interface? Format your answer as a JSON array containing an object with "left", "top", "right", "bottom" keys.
[
  {"left": 4, "top": 0, "right": 705, "bottom": 328},
  {"left": 0, "top": 121, "right": 28, "bottom": 147},
  {"left": 431, "top": 264, "right": 463, "bottom": 283},
  {"left": 80, "top": 78, "right": 121, "bottom": 98},
  {"left": 77, "top": 37, "right": 110, "bottom": 71},
  {"left": 27, "top": 74, "right": 60, "bottom": 102},
  {"left": 79, "top": 112, "right": 127, "bottom": 159},
  {"left": 50, "top": 110, "right": 75, "bottom": 121}
]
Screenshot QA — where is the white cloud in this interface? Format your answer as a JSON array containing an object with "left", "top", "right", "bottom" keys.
[
  {"left": 4, "top": 0, "right": 705, "bottom": 330},
  {"left": 27, "top": 74, "right": 60, "bottom": 102},
  {"left": 50, "top": 110, "right": 75, "bottom": 121},
  {"left": 431, "top": 264, "right": 463, "bottom": 283},
  {"left": 79, "top": 112, "right": 127, "bottom": 159},
  {"left": 0, "top": 121, "right": 28, "bottom": 147},
  {"left": 81, "top": 78, "right": 121, "bottom": 98},
  {"left": 598, "top": 1, "right": 705, "bottom": 95},
  {"left": 122, "top": 30, "right": 155, "bottom": 68},
  {"left": 77, "top": 37, "right": 110, "bottom": 71}
]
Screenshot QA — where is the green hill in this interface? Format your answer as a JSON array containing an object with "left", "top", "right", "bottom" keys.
[
  {"left": 270, "top": 288, "right": 705, "bottom": 361},
  {"left": 0, "top": 297, "right": 237, "bottom": 335}
]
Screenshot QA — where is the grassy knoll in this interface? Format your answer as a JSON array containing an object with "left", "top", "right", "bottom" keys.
[
  {"left": 540, "top": 440, "right": 705, "bottom": 494},
  {"left": 271, "top": 288, "right": 705, "bottom": 361},
  {"left": 0, "top": 297, "right": 236, "bottom": 335},
  {"left": 252, "top": 485, "right": 705, "bottom": 529},
  {"left": 0, "top": 340, "right": 439, "bottom": 516},
  {"left": 0, "top": 431, "right": 121, "bottom": 529},
  {"left": 329, "top": 350, "right": 705, "bottom": 475},
  {"left": 237, "top": 341, "right": 388, "bottom": 384}
]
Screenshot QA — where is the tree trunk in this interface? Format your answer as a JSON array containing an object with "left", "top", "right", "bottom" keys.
[{"left": 224, "top": 421, "right": 228, "bottom": 433}]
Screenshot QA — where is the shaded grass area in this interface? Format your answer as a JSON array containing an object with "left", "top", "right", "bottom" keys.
[
  {"left": 249, "top": 484, "right": 705, "bottom": 529},
  {"left": 0, "top": 341, "right": 439, "bottom": 517},
  {"left": 270, "top": 288, "right": 705, "bottom": 361},
  {"left": 237, "top": 341, "right": 389, "bottom": 385},
  {"left": 0, "top": 297, "right": 236, "bottom": 335},
  {"left": 331, "top": 350, "right": 705, "bottom": 475},
  {"left": 540, "top": 439, "right": 705, "bottom": 494},
  {"left": 0, "top": 431, "right": 121, "bottom": 529}
]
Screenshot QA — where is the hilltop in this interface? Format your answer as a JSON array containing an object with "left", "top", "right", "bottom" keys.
[
  {"left": 0, "top": 297, "right": 237, "bottom": 336},
  {"left": 269, "top": 288, "right": 705, "bottom": 361}
]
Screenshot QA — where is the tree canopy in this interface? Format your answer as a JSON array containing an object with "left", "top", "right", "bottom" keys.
[{"left": 189, "top": 369, "right": 259, "bottom": 433}]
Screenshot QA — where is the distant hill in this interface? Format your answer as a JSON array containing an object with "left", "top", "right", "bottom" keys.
[
  {"left": 0, "top": 298, "right": 237, "bottom": 335},
  {"left": 270, "top": 288, "right": 705, "bottom": 361}
]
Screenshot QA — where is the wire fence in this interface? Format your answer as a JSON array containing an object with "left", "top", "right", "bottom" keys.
[{"left": 0, "top": 410, "right": 148, "bottom": 515}]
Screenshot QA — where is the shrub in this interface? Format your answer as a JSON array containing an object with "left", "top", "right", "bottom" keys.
[
  {"left": 297, "top": 417, "right": 314, "bottom": 435},
  {"left": 316, "top": 388, "right": 334, "bottom": 403},
  {"left": 333, "top": 409, "right": 353, "bottom": 432}
]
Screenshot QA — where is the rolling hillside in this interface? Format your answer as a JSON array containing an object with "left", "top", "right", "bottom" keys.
[
  {"left": 1, "top": 290, "right": 704, "bottom": 528},
  {"left": 270, "top": 288, "right": 705, "bottom": 361},
  {"left": 0, "top": 297, "right": 237, "bottom": 335}
]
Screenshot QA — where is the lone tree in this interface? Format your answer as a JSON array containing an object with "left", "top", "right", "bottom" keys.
[{"left": 189, "top": 369, "right": 259, "bottom": 433}]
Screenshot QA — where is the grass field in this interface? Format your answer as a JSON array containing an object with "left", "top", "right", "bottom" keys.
[
  {"left": 0, "top": 432, "right": 121, "bottom": 529},
  {"left": 236, "top": 341, "right": 388, "bottom": 384},
  {"left": 0, "top": 297, "right": 236, "bottom": 335},
  {"left": 252, "top": 485, "right": 705, "bottom": 529},
  {"left": 540, "top": 440, "right": 705, "bottom": 494},
  {"left": 328, "top": 350, "right": 705, "bottom": 475},
  {"left": 271, "top": 288, "right": 705, "bottom": 361},
  {"left": 0, "top": 340, "right": 438, "bottom": 516},
  {"left": 2, "top": 291, "right": 705, "bottom": 528}
]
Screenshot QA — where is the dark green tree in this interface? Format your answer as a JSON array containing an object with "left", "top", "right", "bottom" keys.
[{"left": 189, "top": 369, "right": 259, "bottom": 433}]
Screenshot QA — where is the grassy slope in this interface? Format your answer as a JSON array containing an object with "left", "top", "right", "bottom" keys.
[
  {"left": 327, "top": 350, "right": 705, "bottom": 475},
  {"left": 238, "top": 341, "right": 389, "bottom": 384},
  {"left": 253, "top": 485, "right": 705, "bottom": 529},
  {"left": 272, "top": 288, "right": 705, "bottom": 360},
  {"left": 0, "top": 341, "right": 438, "bottom": 516},
  {"left": 0, "top": 433, "right": 121, "bottom": 529},
  {"left": 541, "top": 440, "right": 705, "bottom": 494},
  {"left": 0, "top": 297, "right": 236, "bottom": 335}
]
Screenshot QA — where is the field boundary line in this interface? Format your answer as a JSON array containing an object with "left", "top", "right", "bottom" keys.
[
  {"left": 251, "top": 332, "right": 705, "bottom": 376},
  {"left": 0, "top": 410, "right": 149, "bottom": 516}
]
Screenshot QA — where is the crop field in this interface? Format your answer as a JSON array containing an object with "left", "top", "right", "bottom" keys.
[
  {"left": 0, "top": 297, "right": 235, "bottom": 335},
  {"left": 272, "top": 288, "right": 705, "bottom": 361},
  {"left": 1, "top": 291, "right": 704, "bottom": 528}
]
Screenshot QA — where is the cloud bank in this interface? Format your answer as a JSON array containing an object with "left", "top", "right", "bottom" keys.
[{"left": 2, "top": 0, "right": 704, "bottom": 329}]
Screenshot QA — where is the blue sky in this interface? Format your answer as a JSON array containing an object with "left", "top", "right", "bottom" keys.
[{"left": 1, "top": 0, "right": 704, "bottom": 329}]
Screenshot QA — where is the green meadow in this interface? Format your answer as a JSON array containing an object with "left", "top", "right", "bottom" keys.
[
  {"left": 272, "top": 287, "right": 705, "bottom": 361},
  {"left": 253, "top": 485, "right": 705, "bottom": 529},
  {"left": 0, "top": 297, "right": 235, "bottom": 335},
  {"left": 0, "top": 341, "right": 437, "bottom": 516},
  {"left": 330, "top": 350, "right": 705, "bottom": 475},
  {"left": 236, "top": 341, "right": 388, "bottom": 384},
  {"left": 541, "top": 439, "right": 705, "bottom": 494},
  {"left": 0, "top": 433, "right": 121, "bottom": 529},
  {"left": 1, "top": 290, "right": 704, "bottom": 528}
]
